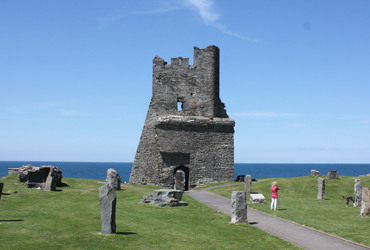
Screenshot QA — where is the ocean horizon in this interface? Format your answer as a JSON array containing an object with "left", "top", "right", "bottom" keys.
[{"left": 1, "top": 161, "right": 370, "bottom": 183}]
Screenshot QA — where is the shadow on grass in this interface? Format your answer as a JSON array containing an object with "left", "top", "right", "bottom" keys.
[
  {"left": 249, "top": 222, "right": 258, "bottom": 225},
  {"left": 116, "top": 232, "right": 137, "bottom": 235},
  {"left": 0, "top": 219, "right": 24, "bottom": 222},
  {"left": 58, "top": 182, "right": 69, "bottom": 187}
]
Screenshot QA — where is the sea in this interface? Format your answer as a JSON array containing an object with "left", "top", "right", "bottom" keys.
[{"left": 1, "top": 161, "right": 370, "bottom": 182}]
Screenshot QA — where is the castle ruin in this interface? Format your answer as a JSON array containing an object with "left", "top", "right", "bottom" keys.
[{"left": 129, "top": 46, "right": 235, "bottom": 190}]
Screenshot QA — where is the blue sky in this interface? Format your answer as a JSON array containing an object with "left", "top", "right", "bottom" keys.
[{"left": 1, "top": 0, "right": 369, "bottom": 163}]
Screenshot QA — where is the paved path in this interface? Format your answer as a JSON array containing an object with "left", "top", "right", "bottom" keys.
[{"left": 185, "top": 190, "right": 370, "bottom": 250}]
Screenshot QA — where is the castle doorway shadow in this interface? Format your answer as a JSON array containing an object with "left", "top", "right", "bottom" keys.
[{"left": 174, "top": 166, "right": 189, "bottom": 191}]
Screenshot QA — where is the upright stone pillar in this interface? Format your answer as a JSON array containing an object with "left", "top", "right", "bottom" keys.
[
  {"left": 99, "top": 184, "right": 116, "bottom": 233},
  {"left": 231, "top": 191, "right": 247, "bottom": 223},
  {"left": 317, "top": 177, "right": 325, "bottom": 200},
  {"left": 107, "top": 168, "right": 121, "bottom": 190},
  {"left": 0, "top": 182, "right": 3, "bottom": 200},
  {"left": 175, "top": 171, "right": 185, "bottom": 191},
  {"left": 354, "top": 179, "right": 362, "bottom": 206},
  {"left": 360, "top": 187, "right": 370, "bottom": 217},
  {"left": 244, "top": 175, "right": 252, "bottom": 194}
]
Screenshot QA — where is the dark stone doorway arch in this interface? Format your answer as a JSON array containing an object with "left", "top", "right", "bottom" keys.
[{"left": 174, "top": 166, "right": 189, "bottom": 191}]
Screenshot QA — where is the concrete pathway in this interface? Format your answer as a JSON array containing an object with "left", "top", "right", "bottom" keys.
[{"left": 185, "top": 190, "right": 370, "bottom": 250}]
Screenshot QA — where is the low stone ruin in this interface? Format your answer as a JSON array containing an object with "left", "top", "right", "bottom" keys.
[
  {"left": 231, "top": 191, "right": 247, "bottom": 223},
  {"left": 249, "top": 193, "right": 266, "bottom": 204},
  {"left": 106, "top": 168, "right": 121, "bottom": 190},
  {"left": 140, "top": 189, "right": 188, "bottom": 207},
  {"left": 99, "top": 184, "right": 116, "bottom": 233},
  {"left": 18, "top": 164, "right": 62, "bottom": 189},
  {"left": 311, "top": 170, "right": 320, "bottom": 177},
  {"left": 326, "top": 171, "right": 338, "bottom": 180}
]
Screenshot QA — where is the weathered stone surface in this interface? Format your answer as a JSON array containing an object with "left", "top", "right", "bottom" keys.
[
  {"left": 99, "top": 184, "right": 116, "bottom": 234},
  {"left": 141, "top": 189, "right": 187, "bottom": 207},
  {"left": 326, "top": 171, "right": 338, "bottom": 180},
  {"left": 231, "top": 191, "right": 247, "bottom": 223},
  {"left": 244, "top": 175, "right": 252, "bottom": 194},
  {"left": 249, "top": 193, "right": 266, "bottom": 204},
  {"left": 0, "top": 182, "right": 3, "bottom": 200},
  {"left": 317, "top": 177, "right": 325, "bottom": 200},
  {"left": 18, "top": 165, "right": 62, "bottom": 187},
  {"left": 175, "top": 171, "right": 185, "bottom": 191},
  {"left": 360, "top": 187, "right": 370, "bottom": 217},
  {"left": 106, "top": 168, "right": 121, "bottom": 190},
  {"left": 311, "top": 170, "right": 320, "bottom": 177},
  {"left": 129, "top": 46, "right": 235, "bottom": 190},
  {"left": 43, "top": 168, "right": 57, "bottom": 191},
  {"left": 354, "top": 179, "right": 362, "bottom": 206}
]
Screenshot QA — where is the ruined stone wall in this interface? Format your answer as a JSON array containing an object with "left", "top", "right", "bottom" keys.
[{"left": 129, "top": 46, "right": 235, "bottom": 189}]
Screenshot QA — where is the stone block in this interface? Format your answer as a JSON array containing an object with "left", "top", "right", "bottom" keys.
[
  {"left": 311, "top": 170, "right": 320, "bottom": 177},
  {"left": 107, "top": 168, "right": 121, "bottom": 190},
  {"left": 326, "top": 171, "right": 338, "bottom": 180},
  {"left": 317, "top": 177, "right": 325, "bottom": 200},
  {"left": 360, "top": 187, "right": 370, "bottom": 217},
  {"left": 249, "top": 193, "right": 266, "bottom": 204},
  {"left": 231, "top": 191, "right": 247, "bottom": 223},
  {"left": 8, "top": 168, "right": 19, "bottom": 175},
  {"left": 99, "top": 184, "right": 116, "bottom": 234},
  {"left": 175, "top": 171, "right": 185, "bottom": 191},
  {"left": 244, "top": 174, "right": 252, "bottom": 193}
]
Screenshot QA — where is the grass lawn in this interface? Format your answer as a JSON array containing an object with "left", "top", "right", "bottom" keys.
[
  {"left": 206, "top": 175, "right": 370, "bottom": 246},
  {"left": 0, "top": 174, "right": 300, "bottom": 250}
]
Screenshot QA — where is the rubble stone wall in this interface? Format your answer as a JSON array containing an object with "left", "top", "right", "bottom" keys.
[{"left": 129, "top": 46, "right": 234, "bottom": 189}]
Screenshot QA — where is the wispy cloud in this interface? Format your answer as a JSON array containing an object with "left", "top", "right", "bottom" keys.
[
  {"left": 185, "top": 0, "right": 258, "bottom": 42},
  {"left": 232, "top": 112, "right": 300, "bottom": 118},
  {"left": 186, "top": 0, "right": 219, "bottom": 24},
  {"left": 61, "top": 109, "right": 87, "bottom": 116}
]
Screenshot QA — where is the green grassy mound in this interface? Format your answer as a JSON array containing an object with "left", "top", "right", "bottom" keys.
[
  {"left": 208, "top": 175, "right": 370, "bottom": 246},
  {"left": 0, "top": 175, "right": 299, "bottom": 250}
]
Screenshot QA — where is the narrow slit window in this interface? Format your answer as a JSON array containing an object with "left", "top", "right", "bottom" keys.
[{"left": 177, "top": 101, "right": 183, "bottom": 111}]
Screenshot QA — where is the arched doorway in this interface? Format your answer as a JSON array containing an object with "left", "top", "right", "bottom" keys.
[{"left": 174, "top": 166, "right": 189, "bottom": 191}]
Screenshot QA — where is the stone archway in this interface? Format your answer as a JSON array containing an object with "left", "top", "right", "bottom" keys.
[{"left": 174, "top": 166, "right": 189, "bottom": 191}]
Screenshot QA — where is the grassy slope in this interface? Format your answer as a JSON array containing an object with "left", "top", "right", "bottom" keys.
[
  {"left": 0, "top": 175, "right": 299, "bottom": 250},
  {"left": 208, "top": 175, "right": 370, "bottom": 246}
]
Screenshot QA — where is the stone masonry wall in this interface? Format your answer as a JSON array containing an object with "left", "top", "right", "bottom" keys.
[{"left": 129, "top": 46, "right": 235, "bottom": 189}]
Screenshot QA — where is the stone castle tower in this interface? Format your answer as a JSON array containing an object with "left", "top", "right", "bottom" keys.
[{"left": 129, "top": 45, "right": 235, "bottom": 190}]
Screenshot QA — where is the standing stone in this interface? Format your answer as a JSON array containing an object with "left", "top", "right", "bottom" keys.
[
  {"left": 99, "top": 184, "right": 116, "bottom": 234},
  {"left": 354, "top": 179, "right": 362, "bottom": 206},
  {"left": 43, "top": 168, "right": 57, "bottom": 191},
  {"left": 317, "top": 177, "right": 325, "bottom": 200},
  {"left": 107, "top": 168, "right": 121, "bottom": 190},
  {"left": 0, "top": 183, "right": 3, "bottom": 200},
  {"left": 231, "top": 191, "right": 247, "bottom": 223},
  {"left": 326, "top": 171, "right": 338, "bottom": 180},
  {"left": 175, "top": 171, "right": 185, "bottom": 191},
  {"left": 311, "top": 170, "right": 320, "bottom": 177},
  {"left": 360, "top": 187, "right": 370, "bottom": 217},
  {"left": 244, "top": 175, "right": 252, "bottom": 194}
]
